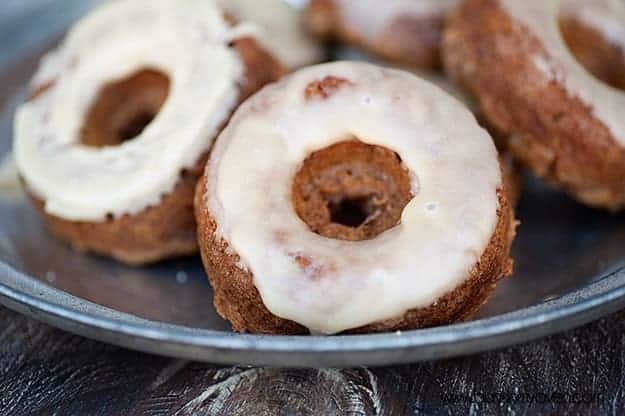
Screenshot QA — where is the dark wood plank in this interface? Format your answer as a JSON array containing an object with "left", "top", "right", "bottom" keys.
[{"left": 0, "top": 306, "right": 624, "bottom": 415}]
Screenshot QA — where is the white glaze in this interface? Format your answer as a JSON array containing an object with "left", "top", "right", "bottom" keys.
[
  {"left": 335, "top": 0, "right": 459, "bottom": 42},
  {"left": 501, "top": 0, "right": 625, "bottom": 145},
  {"left": 14, "top": 0, "right": 247, "bottom": 221},
  {"left": 336, "top": 45, "right": 478, "bottom": 110},
  {"left": 217, "top": 0, "right": 324, "bottom": 69},
  {"left": 206, "top": 62, "right": 501, "bottom": 334}
]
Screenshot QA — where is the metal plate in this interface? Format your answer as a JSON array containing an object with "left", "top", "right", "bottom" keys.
[{"left": 1, "top": 0, "right": 625, "bottom": 368}]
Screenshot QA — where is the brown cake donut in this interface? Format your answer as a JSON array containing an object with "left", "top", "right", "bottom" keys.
[
  {"left": 13, "top": 0, "right": 284, "bottom": 266},
  {"left": 443, "top": 0, "right": 625, "bottom": 211},
  {"left": 307, "top": 0, "right": 460, "bottom": 69},
  {"left": 196, "top": 62, "right": 516, "bottom": 335}
]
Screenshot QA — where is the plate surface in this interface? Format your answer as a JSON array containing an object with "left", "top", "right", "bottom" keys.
[{"left": 1, "top": 0, "right": 625, "bottom": 367}]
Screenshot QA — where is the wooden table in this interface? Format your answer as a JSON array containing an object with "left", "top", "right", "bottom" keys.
[{"left": 0, "top": 306, "right": 622, "bottom": 415}]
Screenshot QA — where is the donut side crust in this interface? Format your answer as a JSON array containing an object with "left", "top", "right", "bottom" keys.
[
  {"left": 195, "top": 147, "right": 516, "bottom": 335},
  {"left": 501, "top": 153, "right": 523, "bottom": 208},
  {"left": 442, "top": 0, "right": 625, "bottom": 211},
  {"left": 306, "top": 0, "right": 445, "bottom": 69},
  {"left": 29, "top": 38, "right": 285, "bottom": 266}
]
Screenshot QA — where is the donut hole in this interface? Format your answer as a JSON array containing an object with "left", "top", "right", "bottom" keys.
[
  {"left": 80, "top": 69, "right": 170, "bottom": 147},
  {"left": 328, "top": 196, "right": 371, "bottom": 228},
  {"left": 292, "top": 140, "right": 414, "bottom": 241},
  {"left": 559, "top": 15, "right": 625, "bottom": 91},
  {"left": 118, "top": 111, "right": 158, "bottom": 143}
]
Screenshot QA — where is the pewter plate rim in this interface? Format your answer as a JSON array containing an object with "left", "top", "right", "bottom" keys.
[{"left": 1, "top": 261, "right": 624, "bottom": 367}]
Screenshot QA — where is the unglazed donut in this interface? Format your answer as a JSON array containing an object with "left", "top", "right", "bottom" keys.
[
  {"left": 443, "top": 0, "right": 625, "bottom": 211},
  {"left": 307, "top": 0, "right": 460, "bottom": 69},
  {"left": 195, "top": 62, "right": 516, "bottom": 335},
  {"left": 217, "top": 0, "right": 325, "bottom": 69},
  {"left": 13, "top": 0, "right": 284, "bottom": 265}
]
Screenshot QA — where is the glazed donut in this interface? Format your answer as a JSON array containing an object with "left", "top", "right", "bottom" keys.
[
  {"left": 443, "top": 0, "right": 625, "bottom": 211},
  {"left": 13, "top": 0, "right": 284, "bottom": 265},
  {"left": 217, "top": 0, "right": 325, "bottom": 69},
  {"left": 307, "top": 0, "right": 460, "bottom": 69},
  {"left": 195, "top": 62, "right": 516, "bottom": 335}
]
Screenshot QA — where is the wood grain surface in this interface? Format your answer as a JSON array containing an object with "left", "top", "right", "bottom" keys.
[{"left": 0, "top": 306, "right": 623, "bottom": 415}]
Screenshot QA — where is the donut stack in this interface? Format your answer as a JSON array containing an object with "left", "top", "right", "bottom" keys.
[{"left": 17, "top": 0, "right": 623, "bottom": 335}]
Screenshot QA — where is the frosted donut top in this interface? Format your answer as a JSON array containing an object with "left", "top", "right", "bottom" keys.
[
  {"left": 206, "top": 62, "right": 501, "bottom": 334},
  {"left": 334, "top": 0, "right": 459, "bottom": 42},
  {"left": 14, "top": 0, "right": 247, "bottom": 221},
  {"left": 501, "top": 0, "right": 625, "bottom": 145},
  {"left": 217, "top": 0, "right": 324, "bottom": 69}
]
